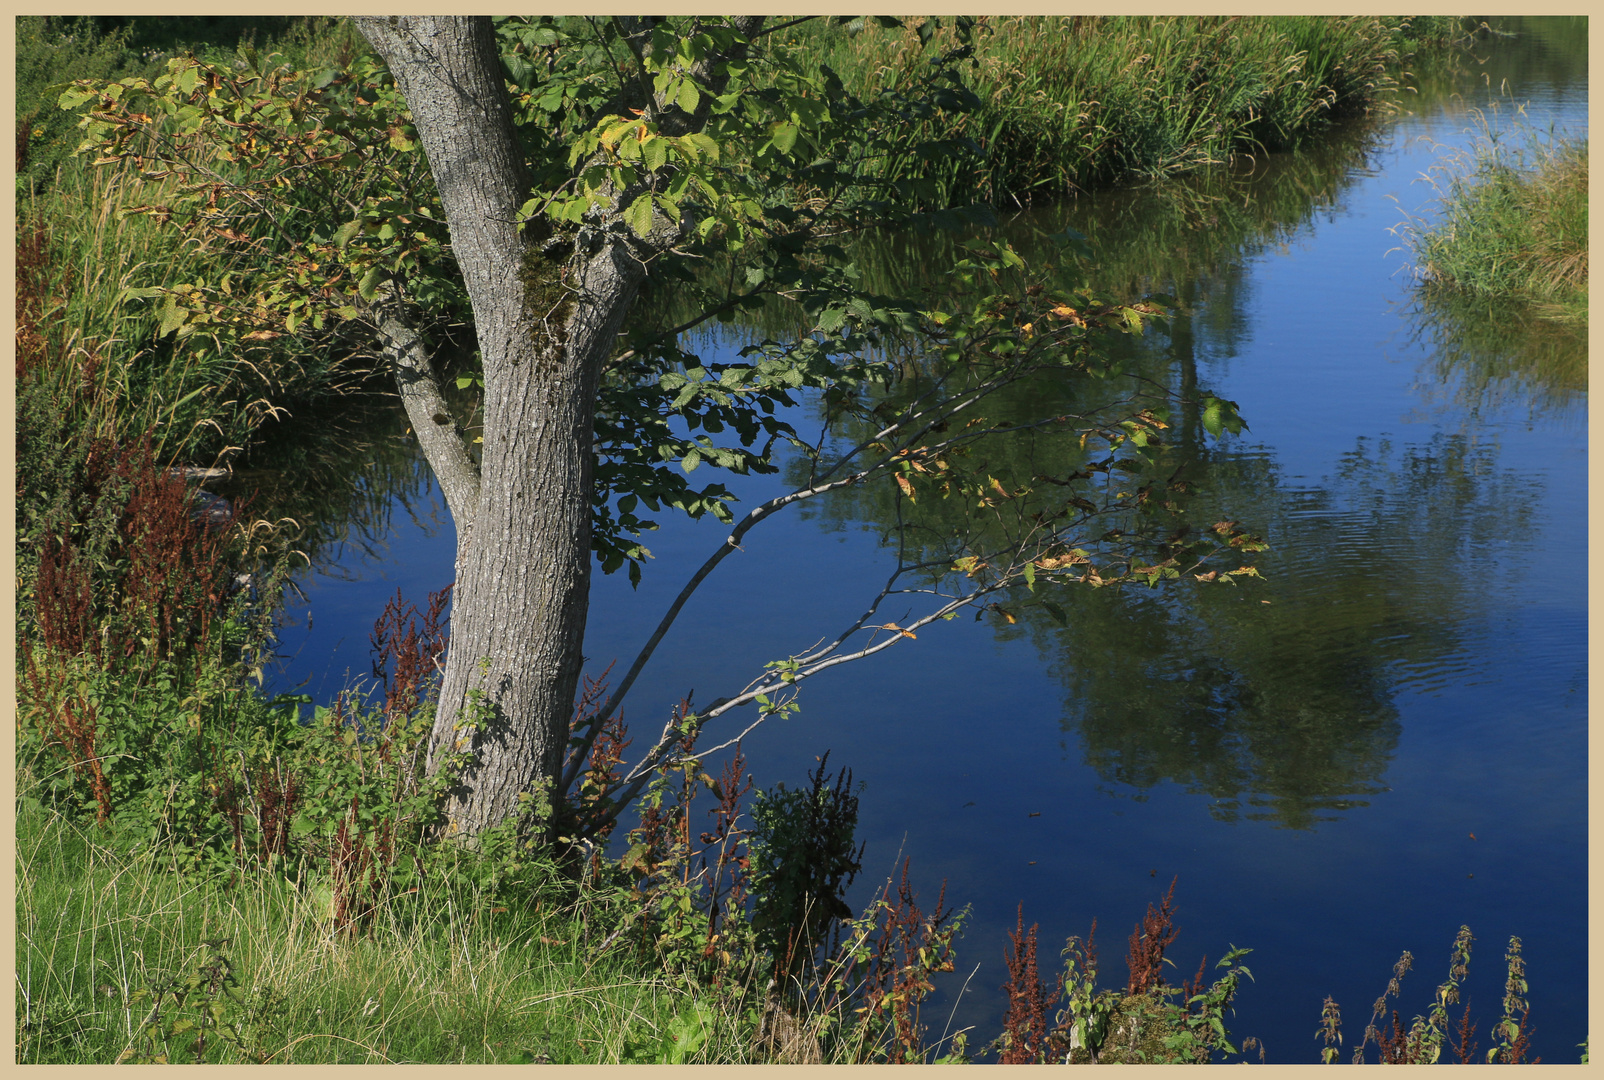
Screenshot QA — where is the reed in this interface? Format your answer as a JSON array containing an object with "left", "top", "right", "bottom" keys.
[
  {"left": 1412, "top": 122, "right": 1587, "bottom": 324},
  {"left": 779, "top": 15, "right": 1466, "bottom": 208}
]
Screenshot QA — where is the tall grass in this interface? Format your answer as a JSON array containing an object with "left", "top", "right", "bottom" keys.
[
  {"left": 17, "top": 16, "right": 380, "bottom": 466},
  {"left": 1410, "top": 121, "right": 1587, "bottom": 324},
  {"left": 780, "top": 15, "right": 1467, "bottom": 208},
  {"left": 20, "top": 156, "right": 384, "bottom": 466},
  {"left": 15, "top": 795, "right": 735, "bottom": 1064}
]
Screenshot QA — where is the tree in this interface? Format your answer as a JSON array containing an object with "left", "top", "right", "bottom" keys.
[{"left": 63, "top": 15, "right": 1258, "bottom": 842}]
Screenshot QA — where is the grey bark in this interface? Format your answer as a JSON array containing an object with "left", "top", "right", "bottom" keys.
[
  {"left": 355, "top": 15, "right": 649, "bottom": 839},
  {"left": 371, "top": 303, "right": 480, "bottom": 551}
]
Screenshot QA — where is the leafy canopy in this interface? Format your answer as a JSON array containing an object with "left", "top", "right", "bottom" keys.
[{"left": 59, "top": 16, "right": 1254, "bottom": 598}]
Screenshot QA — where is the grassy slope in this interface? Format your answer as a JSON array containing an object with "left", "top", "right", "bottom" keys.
[
  {"left": 779, "top": 15, "right": 1467, "bottom": 207},
  {"left": 15, "top": 797, "right": 744, "bottom": 1065}
]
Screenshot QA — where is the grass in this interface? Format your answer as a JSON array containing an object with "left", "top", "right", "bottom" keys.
[
  {"left": 17, "top": 16, "right": 382, "bottom": 466},
  {"left": 778, "top": 15, "right": 1469, "bottom": 208},
  {"left": 1410, "top": 120, "right": 1588, "bottom": 324},
  {"left": 15, "top": 793, "right": 747, "bottom": 1065}
]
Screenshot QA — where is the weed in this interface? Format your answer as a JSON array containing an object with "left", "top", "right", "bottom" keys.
[
  {"left": 1325, "top": 926, "right": 1542, "bottom": 1064},
  {"left": 117, "top": 938, "right": 279, "bottom": 1063},
  {"left": 997, "top": 905, "right": 1057, "bottom": 1062},
  {"left": 830, "top": 858, "right": 967, "bottom": 1063},
  {"left": 1126, "top": 874, "right": 1181, "bottom": 995},
  {"left": 1044, "top": 879, "right": 1254, "bottom": 1064}
]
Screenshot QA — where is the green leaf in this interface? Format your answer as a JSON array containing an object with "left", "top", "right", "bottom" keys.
[
  {"left": 681, "top": 449, "right": 701, "bottom": 473},
  {"left": 769, "top": 121, "right": 799, "bottom": 154},
  {"left": 58, "top": 86, "right": 96, "bottom": 110},
  {"left": 683, "top": 132, "right": 719, "bottom": 161},
  {"left": 1200, "top": 395, "right": 1246, "bottom": 437},
  {"left": 626, "top": 193, "right": 655, "bottom": 238},
  {"left": 1022, "top": 561, "right": 1036, "bottom": 591},
  {"left": 676, "top": 79, "right": 701, "bottom": 115},
  {"left": 156, "top": 295, "right": 187, "bottom": 337},
  {"left": 358, "top": 266, "right": 383, "bottom": 301},
  {"left": 642, "top": 134, "right": 668, "bottom": 173}
]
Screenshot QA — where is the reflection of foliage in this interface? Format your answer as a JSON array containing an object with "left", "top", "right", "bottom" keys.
[
  {"left": 214, "top": 392, "right": 440, "bottom": 579},
  {"left": 1396, "top": 16, "right": 1588, "bottom": 120},
  {"left": 1037, "top": 433, "right": 1537, "bottom": 830},
  {"left": 1407, "top": 291, "right": 1586, "bottom": 419},
  {"left": 668, "top": 107, "right": 1387, "bottom": 360}
]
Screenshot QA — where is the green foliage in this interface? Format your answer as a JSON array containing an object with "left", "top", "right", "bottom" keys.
[
  {"left": 622, "top": 1001, "right": 715, "bottom": 1064},
  {"left": 1055, "top": 948, "right": 1253, "bottom": 1064},
  {"left": 16, "top": 18, "right": 142, "bottom": 193},
  {"left": 118, "top": 938, "right": 280, "bottom": 1063}
]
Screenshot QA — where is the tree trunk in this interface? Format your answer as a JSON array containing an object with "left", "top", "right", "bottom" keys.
[{"left": 355, "top": 16, "right": 646, "bottom": 839}]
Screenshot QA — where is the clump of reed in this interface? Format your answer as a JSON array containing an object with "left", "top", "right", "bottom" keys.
[
  {"left": 1411, "top": 122, "right": 1587, "bottom": 324},
  {"left": 17, "top": 17, "right": 383, "bottom": 474},
  {"left": 781, "top": 16, "right": 1467, "bottom": 208}
]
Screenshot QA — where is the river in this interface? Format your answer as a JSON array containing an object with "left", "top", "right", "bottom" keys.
[{"left": 241, "top": 17, "right": 1587, "bottom": 1061}]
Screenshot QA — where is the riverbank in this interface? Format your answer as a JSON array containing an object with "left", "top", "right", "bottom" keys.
[{"left": 781, "top": 15, "right": 1470, "bottom": 207}]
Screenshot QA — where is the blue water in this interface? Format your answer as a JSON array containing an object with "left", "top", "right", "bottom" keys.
[{"left": 266, "top": 24, "right": 1587, "bottom": 1062}]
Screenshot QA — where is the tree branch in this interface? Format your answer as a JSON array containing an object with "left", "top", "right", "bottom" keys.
[
  {"left": 561, "top": 469, "right": 866, "bottom": 794},
  {"left": 369, "top": 300, "right": 482, "bottom": 544}
]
